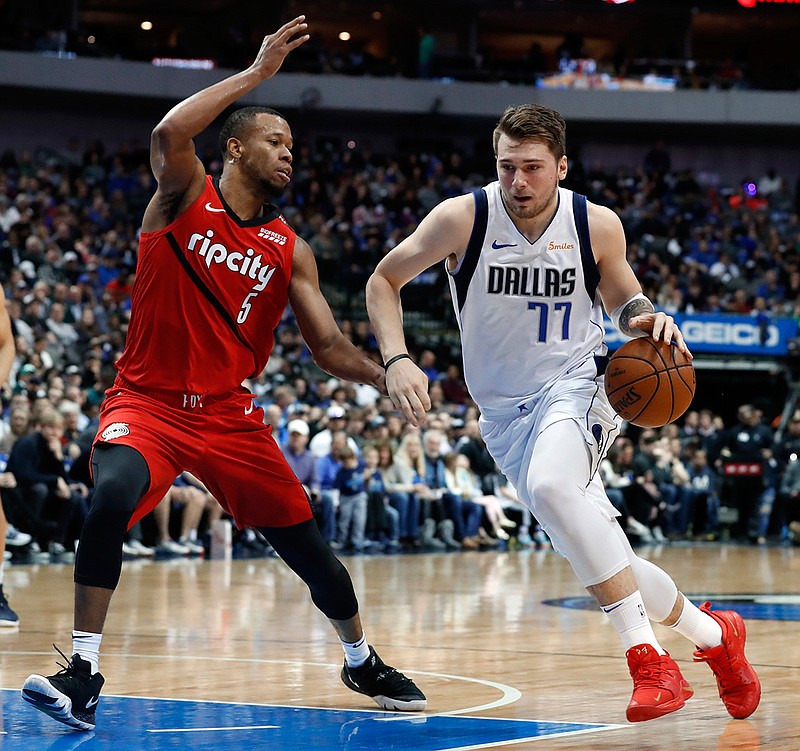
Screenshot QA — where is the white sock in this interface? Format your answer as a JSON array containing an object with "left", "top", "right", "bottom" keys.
[
  {"left": 0, "top": 560, "right": 5, "bottom": 586},
  {"left": 72, "top": 630, "right": 103, "bottom": 674},
  {"left": 340, "top": 633, "right": 370, "bottom": 667},
  {"left": 668, "top": 595, "right": 723, "bottom": 650},
  {"left": 602, "top": 591, "right": 665, "bottom": 654}
]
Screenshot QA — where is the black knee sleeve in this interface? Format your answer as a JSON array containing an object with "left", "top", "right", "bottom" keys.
[
  {"left": 74, "top": 444, "right": 150, "bottom": 590},
  {"left": 260, "top": 519, "right": 359, "bottom": 621}
]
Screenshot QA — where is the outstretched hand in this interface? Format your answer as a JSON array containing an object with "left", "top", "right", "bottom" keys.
[
  {"left": 250, "top": 16, "right": 310, "bottom": 80},
  {"left": 386, "top": 360, "right": 432, "bottom": 427},
  {"left": 629, "top": 312, "right": 693, "bottom": 359}
]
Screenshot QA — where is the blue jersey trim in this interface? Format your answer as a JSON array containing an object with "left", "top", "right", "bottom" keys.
[
  {"left": 453, "top": 188, "right": 489, "bottom": 314},
  {"left": 572, "top": 192, "right": 600, "bottom": 302}
]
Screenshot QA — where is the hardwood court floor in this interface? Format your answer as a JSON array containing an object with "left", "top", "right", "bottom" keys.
[{"left": 2, "top": 542, "right": 799, "bottom": 750}]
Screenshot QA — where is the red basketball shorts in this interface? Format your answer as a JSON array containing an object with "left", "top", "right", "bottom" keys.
[{"left": 92, "top": 385, "right": 313, "bottom": 530}]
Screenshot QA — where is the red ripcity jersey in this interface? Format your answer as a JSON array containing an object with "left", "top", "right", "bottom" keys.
[{"left": 116, "top": 176, "right": 296, "bottom": 394}]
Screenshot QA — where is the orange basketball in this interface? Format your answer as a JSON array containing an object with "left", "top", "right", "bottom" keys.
[{"left": 604, "top": 338, "right": 695, "bottom": 428}]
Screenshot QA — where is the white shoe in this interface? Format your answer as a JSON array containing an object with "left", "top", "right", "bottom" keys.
[
  {"left": 5, "top": 525, "right": 32, "bottom": 547},
  {"left": 156, "top": 539, "right": 191, "bottom": 555},
  {"left": 121, "top": 541, "right": 138, "bottom": 556},
  {"left": 626, "top": 518, "right": 654, "bottom": 544},
  {"left": 178, "top": 538, "right": 205, "bottom": 555},
  {"left": 48, "top": 541, "right": 67, "bottom": 557},
  {"left": 128, "top": 539, "right": 156, "bottom": 557}
]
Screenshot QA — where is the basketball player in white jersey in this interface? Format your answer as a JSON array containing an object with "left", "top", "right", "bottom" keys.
[{"left": 366, "top": 104, "right": 760, "bottom": 723}]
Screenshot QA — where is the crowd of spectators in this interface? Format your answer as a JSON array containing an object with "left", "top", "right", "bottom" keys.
[{"left": 1, "top": 133, "right": 800, "bottom": 567}]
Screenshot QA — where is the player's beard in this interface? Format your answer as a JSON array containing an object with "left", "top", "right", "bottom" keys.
[
  {"left": 261, "top": 177, "right": 287, "bottom": 201},
  {"left": 500, "top": 182, "right": 558, "bottom": 222}
]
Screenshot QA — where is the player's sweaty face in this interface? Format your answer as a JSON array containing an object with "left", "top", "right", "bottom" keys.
[{"left": 496, "top": 136, "right": 565, "bottom": 221}]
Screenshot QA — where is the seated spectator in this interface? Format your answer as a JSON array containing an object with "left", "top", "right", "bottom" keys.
[
  {"left": 309, "top": 404, "right": 357, "bottom": 458},
  {"left": 439, "top": 364, "right": 469, "bottom": 406},
  {"left": 375, "top": 438, "right": 423, "bottom": 549},
  {"left": 154, "top": 473, "right": 223, "bottom": 555},
  {"left": 0, "top": 407, "right": 30, "bottom": 456},
  {"left": 494, "top": 476, "right": 542, "bottom": 548},
  {"left": 417, "top": 349, "right": 440, "bottom": 383},
  {"left": 605, "top": 436, "right": 658, "bottom": 544},
  {"left": 423, "top": 428, "right": 482, "bottom": 550},
  {"left": 456, "top": 419, "right": 499, "bottom": 495},
  {"left": 280, "top": 418, "right": 332, "bottom": 538},
  {"left": 599, "top": 437, "right": 634, "bottom": 521},
  {"left": 388, "top": 433, "right": 444, "bottom": 550},
  {"left": 150, "top": 489, "right": 191, "bottom": 556},
  {"left": 176, "top": 472, "right": 224, "bottom": 553},
  {"left": 333, "top": 446, "right": 369, "bottom": 552},
  {"left": 443, "top": 452, "right": 515, "bottom": 546},
  {"left": 316, "top": 430, "right": 349, "bottom": 545},
  {"left": 6, "top": 408, "right": 88, "bottom": 558},
  {"left": 362, "top": 444, "right": 400, "bottom": 550}
]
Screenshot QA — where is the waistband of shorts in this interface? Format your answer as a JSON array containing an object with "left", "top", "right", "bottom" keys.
[
  {"left": 479, "top": 355, "right": 609, "bottom": 421},
  {"left": 112, "top": 377, "right": 231, "bottom": 410}
]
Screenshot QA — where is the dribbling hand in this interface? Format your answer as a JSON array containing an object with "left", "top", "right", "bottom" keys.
[{"left": 629, "top": 311, "right": 693, "bottom": 359}]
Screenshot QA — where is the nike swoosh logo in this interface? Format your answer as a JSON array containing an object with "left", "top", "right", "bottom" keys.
[
  {"left": 244, "top": 401, "right": 254, "bottom": 415},
  {"left": 205, "top": 202, "right": 227, "bottom": 213},
  {"left": 602, "top": 602, "right": 624, "bottom": 613},
  {"left": 654, "top": 692, "right": 662, "bottom": 703},
  {"left": 491, "top": 240, "right": 517, "bottom": 249},
  {"left": 85, "top": 696, "right": 99, "bottom": 709}
]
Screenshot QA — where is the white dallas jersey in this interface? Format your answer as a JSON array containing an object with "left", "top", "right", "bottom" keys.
[{"left": 447, "top": 183, "right": 607, "bottom": 418}]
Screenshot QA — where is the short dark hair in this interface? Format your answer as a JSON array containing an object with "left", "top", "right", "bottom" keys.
[
  {"left": 218, "top": 106, "right": 285, "bottom": 157},
  {"left": 492, "top": 104, "right": 567, "bottom": 160}
]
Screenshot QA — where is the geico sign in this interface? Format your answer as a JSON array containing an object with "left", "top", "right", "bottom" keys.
[{"left": 682, "top": 321, "right": 778, "bottom": 348}]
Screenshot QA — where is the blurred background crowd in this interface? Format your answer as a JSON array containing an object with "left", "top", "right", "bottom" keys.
[{"left": 1, "top": 131, "right": 800, "bottom": 569}]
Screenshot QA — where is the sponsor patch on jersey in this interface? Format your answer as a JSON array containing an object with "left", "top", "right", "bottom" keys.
[
  {"left": 101, "top": 422, "right": 131, "bottom": 441},
  {"left": 547, "top": 241, "right": 575, "bottom": 251},
  {"left": 258, "top": 227, "right": 287, "bottom": 245}
]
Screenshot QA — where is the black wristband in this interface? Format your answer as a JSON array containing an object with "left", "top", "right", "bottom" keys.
[{"left": 383, "top": 353, "right": 412, "bottom": 371}]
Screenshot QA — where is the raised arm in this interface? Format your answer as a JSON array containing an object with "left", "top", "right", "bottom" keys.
[
  {"left": 142, "top": 16, "right": 309, "bottom": 231},
  {"left": 289, "top": 237, "right": 385, "bottom": 391},
  {"left": 366, "top": 193, "right": 474, "bottom": 425},
  {"left": 591, "top": 202, "right": 690, "bottom": 356}
]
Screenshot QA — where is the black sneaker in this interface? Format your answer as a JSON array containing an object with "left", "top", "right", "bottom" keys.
[
  {"left": 0, "top": 588, "right": 19, "bottom": 628},
  {"left": 21, "top": 647, "right": 105, "bottom": 731},
  {"left": 341, "top": 646, "right": 426, "bottom": 711}
]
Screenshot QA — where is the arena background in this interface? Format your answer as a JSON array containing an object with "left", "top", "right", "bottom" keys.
[{"left": 3, "top": 0, "right": 799, "bottom": 427}]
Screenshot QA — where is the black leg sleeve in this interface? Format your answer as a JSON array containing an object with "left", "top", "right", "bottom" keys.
[
  {"left": 74, "top": 444, "right": 150, "bottom": 590},
  {"left": 258, "top": 519, "right": 359, "bottom": 621}
]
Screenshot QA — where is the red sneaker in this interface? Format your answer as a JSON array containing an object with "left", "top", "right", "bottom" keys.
[
  {"left": 625, "top": 644, "right": 691, "bottom": 722},
  {"left": 693, "top": 602, "right": 761, "bottom": 719}
]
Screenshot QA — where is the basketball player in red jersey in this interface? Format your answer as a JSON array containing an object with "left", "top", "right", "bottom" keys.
[{"left": 22, "top": 17, "right": 425, "bottom": 731}]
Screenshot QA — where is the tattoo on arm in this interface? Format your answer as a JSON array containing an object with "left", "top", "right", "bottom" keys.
[{"left": 618, "top": 297, "right": 655, "bottom": 335}]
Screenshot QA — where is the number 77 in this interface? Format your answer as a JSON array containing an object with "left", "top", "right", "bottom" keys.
[{"left": 526, "top": 301, "right": 572, "bottom": 342}]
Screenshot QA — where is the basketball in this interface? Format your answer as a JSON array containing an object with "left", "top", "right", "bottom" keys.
[{"left": 604, "top": 338, "right": 695, "bottom": 428}]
